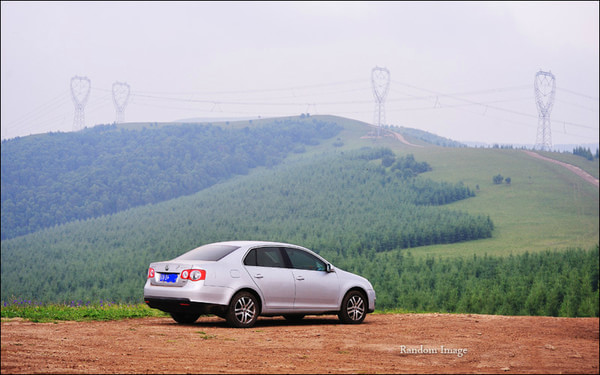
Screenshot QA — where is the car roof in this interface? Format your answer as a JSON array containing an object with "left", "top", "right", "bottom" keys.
[{"left": 211, "top": 240, "right": 306, "bottom": 249}]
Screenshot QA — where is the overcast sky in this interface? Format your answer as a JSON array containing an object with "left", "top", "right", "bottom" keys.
[{"left": 2, "top": 1, "right": 598, "bottom": 146}]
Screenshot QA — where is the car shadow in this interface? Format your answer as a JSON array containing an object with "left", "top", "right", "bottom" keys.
[{"left": 157, "top": 315, "right": 364, "bottom": 328}]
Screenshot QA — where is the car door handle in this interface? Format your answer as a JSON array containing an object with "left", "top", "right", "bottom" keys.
[
  {"left": 295, "top": 275, "right": 305, "bottom": 281},
  {"left": 254, "top": 274, "right": 264, "bottom": 279}
]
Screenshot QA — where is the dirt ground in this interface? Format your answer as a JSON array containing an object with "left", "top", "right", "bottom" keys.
[{"left": 1, "top": 313, "right": 598, "bottom": 374}]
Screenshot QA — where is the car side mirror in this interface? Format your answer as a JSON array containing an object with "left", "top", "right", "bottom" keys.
[{"left": 326, "top": 263, "right": 335, "bottom": 273}]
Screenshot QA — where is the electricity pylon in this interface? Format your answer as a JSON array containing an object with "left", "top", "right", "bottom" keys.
[
  {"left": 71, "top": 76, "right": 91, "bottom": 131},
  {"left": 371, "top": 66, "right": 390, "bottom": 137},
  {"left": 112, "top": 81, "right": 131, "bottom": 123},
  {"left": 534, "top": 70, "right": 556, "bottom": 151}
]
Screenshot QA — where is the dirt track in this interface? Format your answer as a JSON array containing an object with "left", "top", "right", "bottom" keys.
[
  {"left": 385, "top": 134, "right": 599, "bottom": 190},
  {"left": 2, "top": 313, "right": 598, "bottom": 374},
  {"left": 522, "top": 150, "right": 599, "bottom": 188}
]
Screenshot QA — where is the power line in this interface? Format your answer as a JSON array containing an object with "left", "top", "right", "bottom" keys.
[
  {"left": 3, "top": 90, "right": 70, "bottom": 129},
  {"left": 390, "top": 79, "right": 596, "bottom": 131},
  {"left": 554, "top": 98, "right": 599, "bottom": 112},
  {"left": 556, "top": 86, "right": 599, "bottom": 101},
  {"left": 101, "top": 79, "right": 367, "bottom": 97}
]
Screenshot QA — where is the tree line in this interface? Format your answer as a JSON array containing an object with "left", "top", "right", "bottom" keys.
[
  {"left": 572, "top": 146, "right": 599, "bottom": 161},
  {"left": 345, "top": 246, "right": 598, "bottom": 317}
]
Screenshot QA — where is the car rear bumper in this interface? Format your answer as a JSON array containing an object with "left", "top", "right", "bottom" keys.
[
  {"left": 144, "top": 297, "right": 227, "bottom": 315},
  {"left": 143, "top": 282, "right": 234, "bottom": 305}
]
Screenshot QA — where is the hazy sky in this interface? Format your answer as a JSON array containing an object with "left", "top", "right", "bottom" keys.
[{"left": 2, "top": 1, "right": 598, "bottom": 146}]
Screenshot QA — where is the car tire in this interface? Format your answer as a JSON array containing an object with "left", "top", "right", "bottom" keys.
[
  {"left": 226, "top": 291, "right": 259, "bottom": 328},
  {"left": 283, "top": 314, "right": 305, "bottom": 322},
  {"left": 170, "top": 312, "right": 200, "bottom": 324},
  {"left": 338, "top": 290, "right": 367, "bottom": 324}
]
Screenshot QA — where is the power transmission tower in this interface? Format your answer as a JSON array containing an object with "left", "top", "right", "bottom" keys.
[
  {"left": 534, "top": 70, "right": 556, "bottom": 151},
  {"left": 371, "top": 66, "right": 390, "bottom": 137},
  {"left": 112, "top": 81, "right": 131, "bottom": 123},
  {"left": 70, "top": 76, "right": 91, "bottom": 131}
]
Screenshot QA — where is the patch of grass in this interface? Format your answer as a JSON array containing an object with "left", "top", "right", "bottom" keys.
[
  {"left": 1, "top": 300, "right": 167, "bottom": 322},
  {"left": 195, "top": 331, "right": 217, "bottom": 340},
  {"left": 398, "top": 147, "right": 599, "bottom": 258},
  {"left": 374, "top": 308, "right": 418, "bottom": 314}
]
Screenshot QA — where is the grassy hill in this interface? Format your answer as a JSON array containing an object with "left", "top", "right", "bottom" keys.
[
  {"left": 1, "top": 115, "right": 598, "bottom": 315},
  {"left": 399, "top": 146, "right": 598, "bottom": 258},
  {"left": 305, "top": 116, "right": 599, "bottom": 258}
]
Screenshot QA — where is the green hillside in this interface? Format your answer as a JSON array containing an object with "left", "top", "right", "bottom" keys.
[
  {"left": 300, "top": 116, "right": 599, "bottom": 257},
  {"left": 1, "top": 115, "right": 598, "bottom": 316},
  {"left": 1, "top": 116, "right": 342, "bottom": 239}
]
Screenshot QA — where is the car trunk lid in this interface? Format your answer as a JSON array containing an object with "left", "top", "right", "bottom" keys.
[{"left": 149, "top": 262, "right": 189, "bottom": 287}]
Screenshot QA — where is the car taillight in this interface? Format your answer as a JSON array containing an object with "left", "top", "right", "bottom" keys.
[
  {"left": 180, "top": 269, "right": 206, "bottom": 281},
  {"left": 147, "top": 267, "right": 155, "bottom": 279}
]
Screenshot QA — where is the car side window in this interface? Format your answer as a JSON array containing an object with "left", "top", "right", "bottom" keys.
[
  {"left": 243, "top": 249, "right": 257, "bottom": 266},
  {"left": 284, "top": 248, "right": 326, "bottom": 271},
  {"left": 245, "top": 247, "right": 286, "bottom": 268}
]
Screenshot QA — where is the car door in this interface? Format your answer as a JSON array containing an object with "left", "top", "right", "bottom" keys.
[
  {"left": 283, "top": 247, "right": 340, "bottom": 311},
  {"left": 243, "top": 247, "right": 295, "bottom": 312}
]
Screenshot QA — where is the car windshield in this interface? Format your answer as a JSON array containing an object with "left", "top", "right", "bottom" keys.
[{"left": 174, "top": 244, "right": 240, "bottom": 261}]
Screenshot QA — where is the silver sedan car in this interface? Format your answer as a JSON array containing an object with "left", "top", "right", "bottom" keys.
[{"left": 144, "top": 241, "right": 376, "bottom": 328}]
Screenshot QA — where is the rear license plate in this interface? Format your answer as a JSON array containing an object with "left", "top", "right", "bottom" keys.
[{"left": 159, "top": 273, "right": 178, "bottom": 283}]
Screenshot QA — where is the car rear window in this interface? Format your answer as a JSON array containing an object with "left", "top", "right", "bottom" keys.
[{"left": 174, "top": 244, "right": 240, "bottom": 261}]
